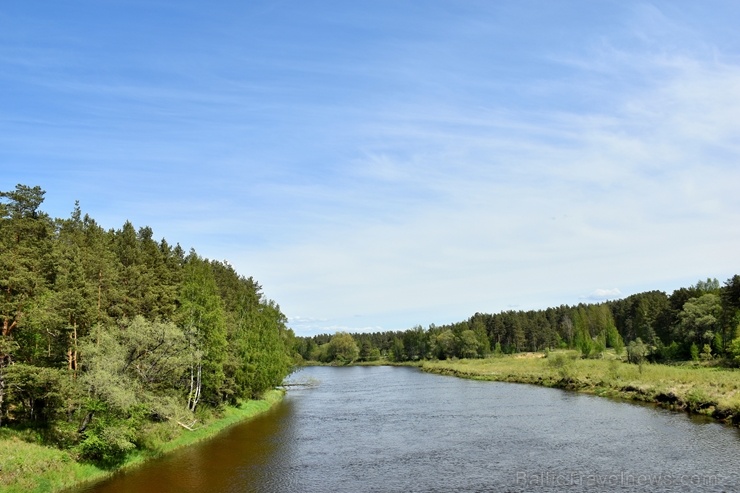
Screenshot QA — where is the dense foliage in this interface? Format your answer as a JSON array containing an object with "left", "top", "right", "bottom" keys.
[
  {"left": 0, "top": 185, "right": 295, "bottom": 465},
  {"left": 297, "top": 278, "right": 740, "bottom": 365}
]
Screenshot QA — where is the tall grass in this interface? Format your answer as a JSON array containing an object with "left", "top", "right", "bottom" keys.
[{"left": 423, "top": 354, "right": 740, "bottom": 424}]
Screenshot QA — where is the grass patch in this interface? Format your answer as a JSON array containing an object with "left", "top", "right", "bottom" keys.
[
  {"left": 422, "top": 353, "right": 740, "bottom": 425},
  {"left": 0, "top": 390, "right": 284, "bottom": 493},
  {"left": 0, "top": 435, "right": 99, "bottom": 493}
]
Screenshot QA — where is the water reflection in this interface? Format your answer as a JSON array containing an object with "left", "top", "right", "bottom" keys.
[{"left": 77, "top": 366, "right": 740, "bottom": 493}]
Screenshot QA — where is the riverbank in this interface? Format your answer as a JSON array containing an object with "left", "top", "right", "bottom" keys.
[
  {"left": 0, "top": 390, "right": 284, "bottom": 493},
  {"left": 422, "top": 354, "right": 740, "bottom": 426},
  {"left": 299, "top": 359, "right": 421, "bottom": 367}
]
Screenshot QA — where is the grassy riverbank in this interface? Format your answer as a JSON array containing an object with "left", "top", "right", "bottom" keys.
[
  {"left": 300, "top": 359, "right": 421, "bottom": 367},
  {"left": 0, "top": 390, "right": 284, "bottom": 493},
  {"left": 422, "top": 353, "right": 740, "bottom": 425}
]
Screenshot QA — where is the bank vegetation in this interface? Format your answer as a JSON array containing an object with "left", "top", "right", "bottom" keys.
[
  {"left": 0, "top": 185, "right": 296, "bottom": 492},
  {"left": 422, "top": 353, "right": 740, "bottom": 425}
]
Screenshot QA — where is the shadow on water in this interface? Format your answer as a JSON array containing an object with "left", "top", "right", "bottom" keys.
[{"left": 76, "top": 399, "right": 297, "bottom": 493}]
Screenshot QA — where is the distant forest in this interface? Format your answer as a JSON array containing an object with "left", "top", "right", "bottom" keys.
[
  {"left": 0, "top": 185, "right": 295, "bottom": 464},
  {"left": 296, "top": 278, "right": 740, "bottom": 365}
]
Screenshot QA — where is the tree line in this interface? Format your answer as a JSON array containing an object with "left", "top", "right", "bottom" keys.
[
  {"left": 0, "top": 184, "right": 295, "bottom": 465},
  {"left": 296, "top": 277, "right": 740, "bottom": 365}
]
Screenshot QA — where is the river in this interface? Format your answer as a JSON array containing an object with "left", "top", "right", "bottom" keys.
[{"left": 75, "top": 366, "right": 740, "bottom": 492}]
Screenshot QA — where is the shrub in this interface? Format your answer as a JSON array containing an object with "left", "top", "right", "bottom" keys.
[
  {"left": 607, "top": 359, "right": 621, "bottom": 381},
  {"left": 729, "top": 337, "right": 740, "bottom": 366},
  {"left": 547, "top": 352, "right": 574, "bottom": 380},
  {"left": 78, "top": 423, "right": 136, "bottom": 467},
  {"left": 690, "top": 343, "right": 699, "bottom": 362},
  {"left": 700, "top": 344, "right": 713, "bottom": 361}
]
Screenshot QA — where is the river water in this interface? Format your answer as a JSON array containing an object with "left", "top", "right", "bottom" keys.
[{"left": 76, "top": 366, "right": 740, "bottom": 492}]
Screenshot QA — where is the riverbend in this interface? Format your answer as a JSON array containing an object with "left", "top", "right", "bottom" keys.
[{"left": 73, "top": 366, "right": 739, "bottom": 492}]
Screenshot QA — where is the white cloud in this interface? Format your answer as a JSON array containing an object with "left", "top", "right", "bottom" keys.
[
  {"left": 583, "top": 289, "right": 623, "bottom": 301},
  {"left": 4, "top": 1, "right": 740, "bottom": 336},
  {"left": 233, "top": 45, "right": 740, "bottom": 334}
]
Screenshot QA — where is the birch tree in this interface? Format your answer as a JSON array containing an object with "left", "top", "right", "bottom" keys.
[{"left": 177, "top": 254, "right": 227, "bottom": 411}]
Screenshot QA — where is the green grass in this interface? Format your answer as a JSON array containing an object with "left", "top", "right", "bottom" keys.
[
  {"left": 300, "top": 358, "right": 422, "bottom": 367},
  {"left": 422, "top": 353, "right": 740, "bottom": 425},
  {"left": 156, "top": 390, "right": 283, "bottom": 455},
  {"left": 0, "top": 434, "right": 99, "bottom": 493},
  {"left": 0, "top": 390, "right": 284, "bottom": 493}
]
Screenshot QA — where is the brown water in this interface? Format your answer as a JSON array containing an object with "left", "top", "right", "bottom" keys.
[{"left": 75, "top": 366, "right": 740, "bottom": 492}]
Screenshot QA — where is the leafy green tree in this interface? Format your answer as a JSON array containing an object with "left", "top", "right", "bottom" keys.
[
  {"left": 470, "top": 317, "right": 491, "bottom": 356},
  {"left": 573, "top": 308, "right": 592, "bottom": 357},
  {"left": 208, "top": 260, "right": 293, "bottom": 399},
  {"left": 695, "top": 278, "right": 720, "bottom": 293},
  {"left": 432, "top": 329, "right": 456, "bottom": 359},
  {"left": 723, "top": 275, "right": 740, "bottom": 312},
  {"left": 606, "top": 323, "right": 624, "bottom": 355},
  {"left": 328, "top": 332, "right": 359, "bottom": 364},
  {"left": 389, "top": 337, "right": 406, "bottom": 362},
  {"left": 690, "top": 342, "right": 699, "bottom": 362},
  {"left": 626, "top": 338, "right": 649, "bottom": 371},
  {"left": 728, "top": 337, "right": 740, "bottom": 366},
  {"left": 311, "top": 343, "right": 329, "bottom": 363},
  {"left": 719, "top": 275, "right": 740, "bottom": 354},
  {"left": 403, "top": 326, "right": 429, "bottom": 360},
  {"left": 177, "top": 254, "right": 227, "bottom": 411},
  {"left": 677, "top": 294, "right": 722, "bottom": 347},
  {"left": 0, "top": 184, "right": 300, "bottom": 453},
  {"left": 79, "top": 317, "right": 188, "bottom": 418},
  {"left": 358, "top": 339, "right": 374, "bottom": 361},
  {"left": 459, "top": 330, "right": 481, "bottom": 358},
  {"left": 3, "top": 364, "right": 68, "bottom": 424},
  {"left": 230, "top": 299, "right": 294, "bottom": 398},
  {"left": 559, "top": 313, "right": 574, "bottom": 347},
  {"left": 612, "top": 291, "right": 670, "bottom": 344},
  {"left": 511, "top": 317, "right": 526, "bottom": 352},
  {"left": 77, "top": 317, "right": 189, "bottom": 466}
]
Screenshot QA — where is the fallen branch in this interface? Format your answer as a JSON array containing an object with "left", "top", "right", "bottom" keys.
[{"left": 177, "top": 420, "right": 199, "bottom": 431}]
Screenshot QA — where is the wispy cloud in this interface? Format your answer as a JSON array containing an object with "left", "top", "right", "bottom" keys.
[
  {"left": 582, "top": 289, "right": 623, "bottom": 301},
  {"left": 2, "top": 1, "right": 738, "bottom": 335},
  {"left": 230, "top": 39, "right": 740, "bottom": 331}
]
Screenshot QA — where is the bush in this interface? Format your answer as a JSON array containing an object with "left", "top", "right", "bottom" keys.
[
  {"left": 685, "top": 387, "right": 712, "bottom": 411},
  {"left": 700, "top": 344, "right": 713, "bottom": 360},
  {"left": 78, "top": 423, "right": 136, "bottom": 467},
  {"left": 690, "top": 343, "right": 699, "bottom": 362},
  {"left": 547, "top": 352, "right": 575, "bottom": 380},
  {"left": 607, "top": 359, "right": 621, "bottom": 380},
  {"left": 626, "top": 338, "right": 648, "bottom": 365},
  {"left": 657, "top": 341, "right": 682, "bottom": 361},
  {"left": 729, "top": 337, "right": 740, "bottom": 366}
]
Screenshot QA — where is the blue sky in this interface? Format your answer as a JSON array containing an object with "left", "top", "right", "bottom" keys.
[{"left": 2, "top": 1, "right": 739, "bottom": 336}]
